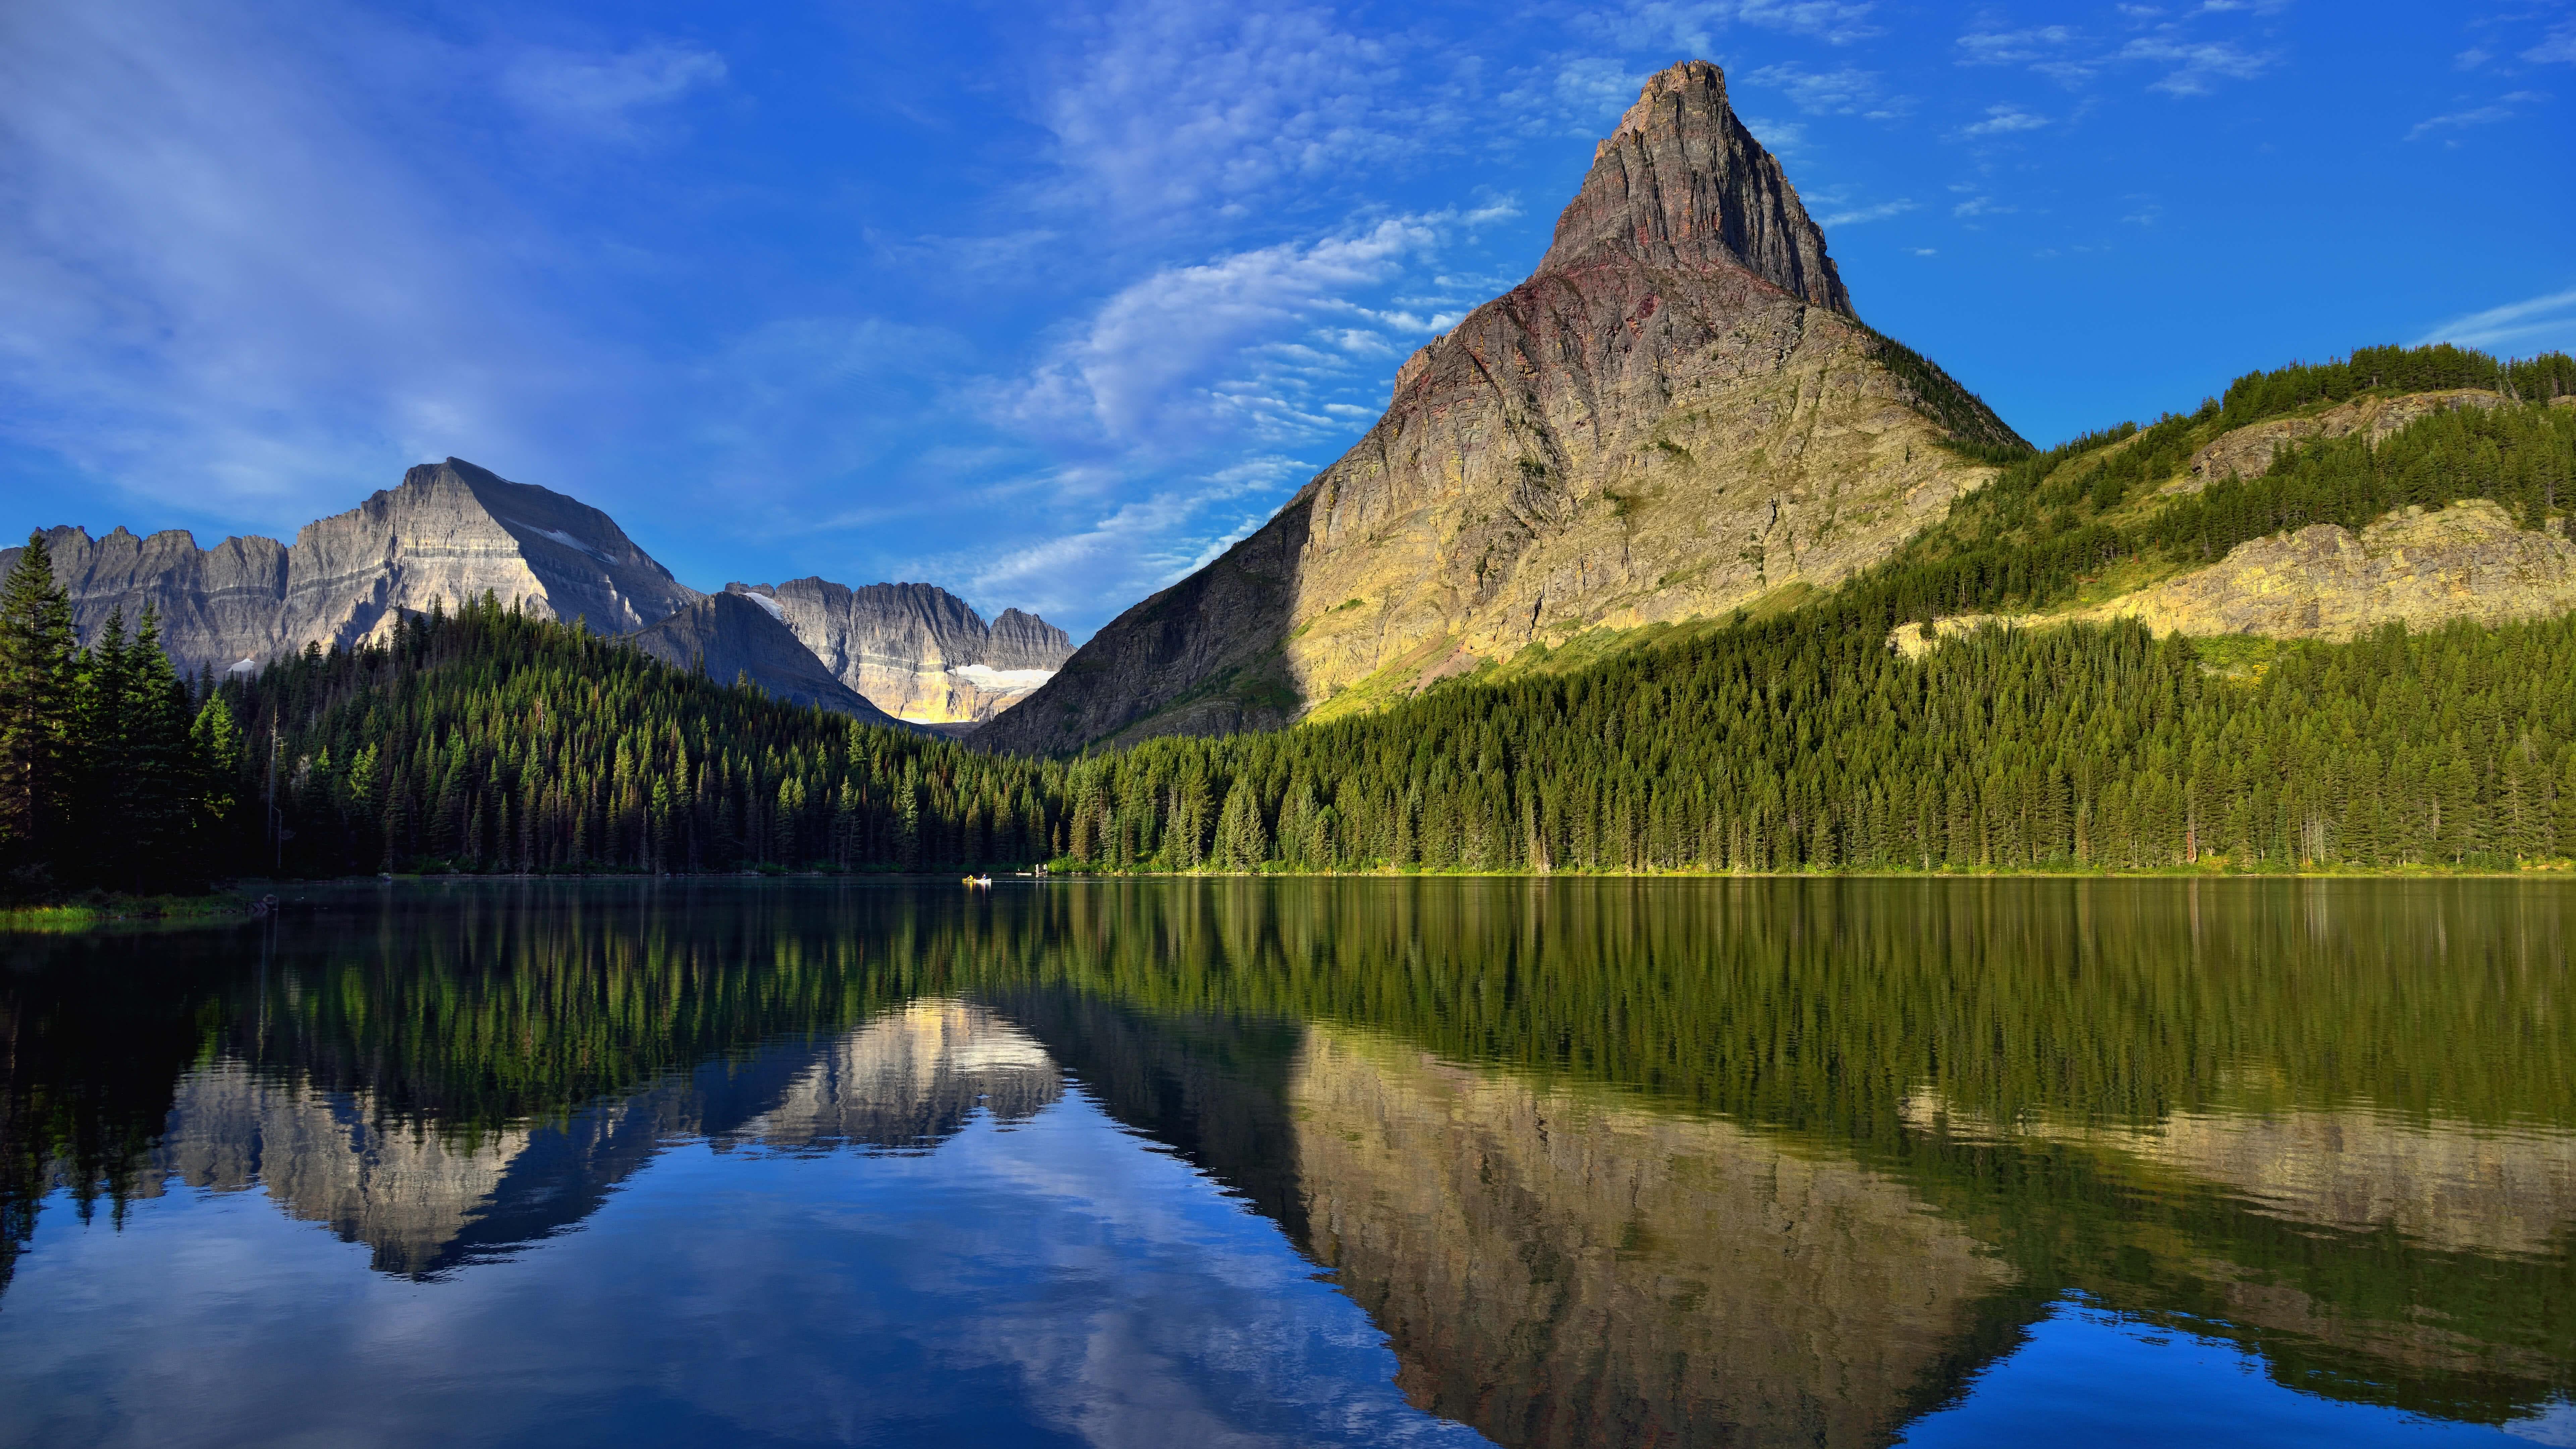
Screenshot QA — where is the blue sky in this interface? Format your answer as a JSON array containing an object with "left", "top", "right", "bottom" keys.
[{"left": 3, "top": 0, "right": 2571, "bottom": 637}]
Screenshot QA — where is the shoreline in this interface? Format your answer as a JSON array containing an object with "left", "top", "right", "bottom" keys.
[{"left": 11, "top": 866, "right": 2567, "bottom": 934}]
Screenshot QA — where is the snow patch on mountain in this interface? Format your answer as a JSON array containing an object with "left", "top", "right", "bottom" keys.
[{"left": 953, "top": 664, "right": 1056, "bottom": 690}]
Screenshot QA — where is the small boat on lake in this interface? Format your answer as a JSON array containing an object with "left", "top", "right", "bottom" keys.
[{"left": 963, "top": 874, "right": 994, "bottom": 887}]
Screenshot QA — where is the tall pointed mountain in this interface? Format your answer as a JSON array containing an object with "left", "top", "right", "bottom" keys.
[{"left": 978, "top": 60, "right": 2022, "bottom": 756}]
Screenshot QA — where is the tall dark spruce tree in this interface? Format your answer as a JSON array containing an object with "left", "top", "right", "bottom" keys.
[{"left": 0, "top": 533, "right": 238, "bottom": 896}]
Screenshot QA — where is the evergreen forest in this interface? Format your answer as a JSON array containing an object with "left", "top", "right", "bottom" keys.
[{"left": 5, "top": 341, "right": 2576, "bottom": 889}]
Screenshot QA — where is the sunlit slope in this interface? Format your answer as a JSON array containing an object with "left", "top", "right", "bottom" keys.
[{"left": 1878, "top": 345, "right": 2576, "bottom": 652}]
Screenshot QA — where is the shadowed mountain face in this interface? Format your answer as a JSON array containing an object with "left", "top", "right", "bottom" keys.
[
  {"left": 978, "top": 60, "right": 2022, "bottom": 755},
  {"left": 727, "top": 580, "right": 1072, "bottom": 726},
  {"left": 0, "top": 458, "right": 698, "bottom": 680}
]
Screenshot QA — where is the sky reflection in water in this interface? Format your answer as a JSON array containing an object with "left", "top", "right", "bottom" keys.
[{"left": 0, "top": 878, "right": 2570, "bottom": 1448}]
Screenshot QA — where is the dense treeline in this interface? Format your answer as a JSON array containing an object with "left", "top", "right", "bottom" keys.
[
  {"left": 223, "top": 593, "right": 2576, "bottom": 878},
  {"left": 1064, "top": 612, "right": 2576, "bottom": 873},
  {"left": 14, "top": 344, "right": 2576, "bottom": 884},
  {"left": 2218, "top": 342, "right": 2576, "bottom": 424},
  {"left": 223, "top": 595, "right": 1057, "bottom": 876},
  {"left": 2151, "top": 398, "right": 2576, "bottom": 561},
  {"left": 0, "top": 533, "right": 239, "bottom": 895}
]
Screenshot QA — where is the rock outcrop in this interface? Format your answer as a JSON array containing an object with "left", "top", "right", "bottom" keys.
[
  {"left": 630, "top": 591, "right": 906, "bottom": 723},
  {"left": 726, "top": 580, "right": 1071, "bottom": 724},
  {"left": 978, "top": 60, "right": 2019, "bottom": 755},
  {"left": 0, "top": 458, "right": 699, "bottom": 680},
  {"left": 2176, "top": 390, "right": 2505, "bottom": 493},
  {"left": 1895, "top": 499, "right": 2576, "bottom": 653}
]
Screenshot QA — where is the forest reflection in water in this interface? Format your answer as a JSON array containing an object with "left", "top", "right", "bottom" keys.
[{"left": 1, "top": 877, "right": 2571, "bottom": 1447}]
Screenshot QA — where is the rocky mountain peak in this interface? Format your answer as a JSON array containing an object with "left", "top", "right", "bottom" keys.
[
  {"left": 1536, "top": 59, "right": 1852, "bottom": 316},
  {"left": 977, "top": 58, "right": 2015, "bottom": 756}
]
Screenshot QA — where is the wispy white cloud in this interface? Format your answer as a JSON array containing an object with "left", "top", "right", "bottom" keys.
[
  {"left": 1818, "top": 198, "right": 1916, "bottom": 225},
  {"left": 2528, "top": 21, "right": 2576, "bottom": 63},
  {"left": 1960, "top": 13, "right": 2272, "bottom": 96},
  {"left": 2118, "top": 37, "right": 2271, "bottom": 95},
  {"left": 1745, "top": 62, "right": 1898, "bottom": 115},
  {"left": 0, "top": 0, "right": 592, "bottom": 530},
  {"left": 2407, "top": 91, "right": 2547, "bottom": 141},
  {"left": 1005, "top": 216, "right": 1444, "bottom": 446},
  {"left": 2413, "top": 286, "right": 2576, "bottom": 352},
  {"left": 1578, "top": 0, "right": 1883, "bottom": 53},
  {"left": 960, "top": 456, "right": 1310, "bottom": 617},
  {"left": 1958, "top": 103, "right": 2050, "bottom": 137},
  {"left": 1956, "top": 24, "right": 2079, "bottom": 65},
  {"left": 500, "top": 43, "right": 727, "bottom": 141},
  {"left": 1035, "top": 0, "right": 1410, "bottom": 226}
]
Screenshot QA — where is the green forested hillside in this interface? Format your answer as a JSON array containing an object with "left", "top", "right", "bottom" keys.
[
  {"left": 1868, "top": 353, "right": 2575, "bottom": 624},
  {"left": 217, "top": 596, "right": 1056, "bottom": 877},
  {"left": 6, "top": 344, "right": 2574, "bottom": 887}
]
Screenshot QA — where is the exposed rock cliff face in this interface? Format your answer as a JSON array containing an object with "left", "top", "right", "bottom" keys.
[
  {"left": 630, "top": 592, "right": 906, "bottom": 723},
  {"left": 726, "top": 580, "right": 1072, "bottom": 724},
  {"left": 979, "top": 60, "right": 2018, "bottom": 755},
  {"left": 0, "top": 458, "right": 699, "bottom": 680},
  {"left": 1895, "top": 499, "right": 2576, "bottom": 653}
]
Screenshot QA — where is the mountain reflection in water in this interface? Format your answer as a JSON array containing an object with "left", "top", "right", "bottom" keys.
[{"left": 1, "top": 878, "right": 2571, "bottom": 1448}]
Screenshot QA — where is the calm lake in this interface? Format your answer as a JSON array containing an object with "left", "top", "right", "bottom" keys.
[{"left": 2, "top": 878, "right": 2572, "bottom": 1447}]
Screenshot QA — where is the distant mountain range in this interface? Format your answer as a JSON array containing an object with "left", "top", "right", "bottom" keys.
[{"left": 0, "top": 456, "right": 1070, "bottom": 731}]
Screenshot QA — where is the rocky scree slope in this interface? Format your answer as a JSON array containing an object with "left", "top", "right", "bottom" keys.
[{"left": 978, "top": 60, "right": 2020, "bottom": 756}]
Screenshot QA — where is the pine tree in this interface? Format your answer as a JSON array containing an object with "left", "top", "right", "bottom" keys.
[{"left": 0, "top": 533, "right": 76, "bottom": 885}]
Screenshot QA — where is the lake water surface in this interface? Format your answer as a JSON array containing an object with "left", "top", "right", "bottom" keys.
[{"left": 2, "top": 878, "right": 2572, "bottom": 1447}]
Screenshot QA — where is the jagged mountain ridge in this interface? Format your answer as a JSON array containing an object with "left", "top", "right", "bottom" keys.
[
  {"left": 977, "top": 60, "right": 2021, "bottom": 756},
  {"left": 2, "top": 458, "right": 696, "bottom": 681},
  {"left": 726, "top": 579, "right": 1072, "bottom": 725},
  {"left": 3, "top": 459, "right": 1069, "bottom": 727}
]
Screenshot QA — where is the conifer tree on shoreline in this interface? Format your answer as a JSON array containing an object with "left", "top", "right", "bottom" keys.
[{"left": 0, "top": 534, "right": 235, "bottom": 896}]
